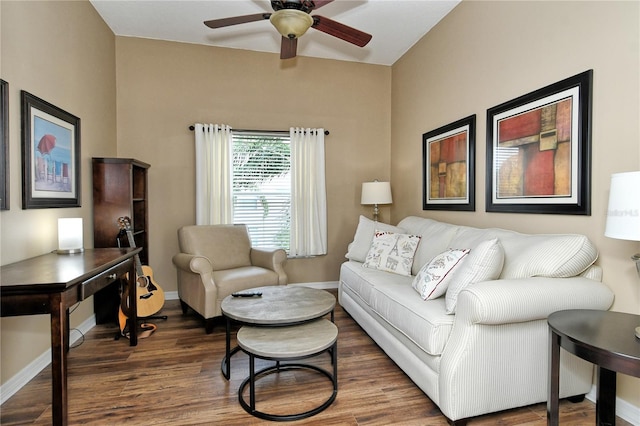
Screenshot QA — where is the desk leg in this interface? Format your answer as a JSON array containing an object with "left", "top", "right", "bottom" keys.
[
  {"left": 50, "top": 293, "right": 68, "bottom": 426},
  {"left": 127, "top": 261, "right": 138, "bottom": 347},
  {"left": 547, "top": 329, "right": 560, "bottom": 426},
  {"left": 596, "top": 366, "right": 616, "bottom": 426}
]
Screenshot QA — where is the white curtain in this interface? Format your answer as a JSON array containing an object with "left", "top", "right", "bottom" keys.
[
  {"left": 194, "top": 124, "right": 233, "bottom": 225},
  {"left": 290, "top": 127, "right": 327, "bottom": 256}
]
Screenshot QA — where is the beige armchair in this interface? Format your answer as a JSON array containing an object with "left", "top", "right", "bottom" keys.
[{"left": 172, "top": 224, "right": 287, "bottom": 333}]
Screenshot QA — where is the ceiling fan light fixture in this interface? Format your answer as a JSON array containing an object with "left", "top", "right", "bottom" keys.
[{"left": 270, "top": 9, "right": 313, "bottom": 39}]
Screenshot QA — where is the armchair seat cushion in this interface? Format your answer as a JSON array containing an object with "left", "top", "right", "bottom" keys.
[{"left": 213, "top": 266, "right": 280, "bottom": 296}]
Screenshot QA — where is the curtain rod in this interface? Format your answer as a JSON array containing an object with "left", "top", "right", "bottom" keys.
[{"left": 188, "top": 125, "right": 329, "bottom": 136}]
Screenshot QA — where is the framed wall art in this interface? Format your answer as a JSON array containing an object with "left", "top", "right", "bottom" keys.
[
  {"left": 21, "top": 91, "right": 81, "bottom": 209},
  {"left": 1, "top": 79, "right": 8, "bottom": 210},
  {"left": 486, "top": 70, "right": 592, "bottom": 215},
  {"left": 423, "top": 115, "right": 476, "bottom": 211}
]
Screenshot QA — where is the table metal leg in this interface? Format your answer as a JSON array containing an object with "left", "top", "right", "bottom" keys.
[
  {"left": 596, "top": 366, "right": 616, "bottom": 426},
  {"left": 224, "top": 316, "right": 231, "bottom": 380},
  {"left": 547, "top": 329, "right": 560, "bottom": 426},
  {"left": 249, "top": 353, "right": 256, "bottom": 412}
]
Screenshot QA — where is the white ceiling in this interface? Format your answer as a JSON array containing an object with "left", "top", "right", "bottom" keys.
[{"left": 90, "top": 0, "right": 460, "bottom": 66}]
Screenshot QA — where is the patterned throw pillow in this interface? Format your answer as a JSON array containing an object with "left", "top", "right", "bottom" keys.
[
  {"left": 363, "top": 231, "right": 421, "bottom": 276},
  {"left": 412, "top": 248, "right": 470, "bottom": 300}
]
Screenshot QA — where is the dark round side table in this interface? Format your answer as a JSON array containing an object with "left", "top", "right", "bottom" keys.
[{"left": 547, "top": 309, "right": 640, "bottom": 426}]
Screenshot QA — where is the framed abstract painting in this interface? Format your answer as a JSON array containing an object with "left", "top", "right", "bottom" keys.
[
  {"left": 486, "top": 70, "right": 592, "bottom": 215},
  {"left": 423, "top": 115, "right": 476, "bottom": 211},
  {"left": 1, "top": 79, "right": 8, "bottom": 210}
]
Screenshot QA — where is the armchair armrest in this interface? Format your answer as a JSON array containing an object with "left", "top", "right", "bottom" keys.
[
  {"left": 172, "top": 253, "right": 213, "bottom": 274},
  {"left": 250, "top": 248, "right": 288, "bottom": 285},
  {"left": 457, "top": 277, "right": 614, "bottom": 325}
]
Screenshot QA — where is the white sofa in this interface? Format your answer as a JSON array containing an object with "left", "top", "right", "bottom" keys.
[{"left": 338, "top": 216, "right": 615, "bottom": 425}]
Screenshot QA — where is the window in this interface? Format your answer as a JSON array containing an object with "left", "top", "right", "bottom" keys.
[{"left": 232, "top": 132, "right": 291, "bottom": 251}]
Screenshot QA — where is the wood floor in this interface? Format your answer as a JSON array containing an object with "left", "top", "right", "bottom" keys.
[{"left": 1, "top": 291, "right": 632, "bottom": 425}]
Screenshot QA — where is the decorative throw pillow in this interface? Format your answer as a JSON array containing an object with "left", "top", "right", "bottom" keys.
[
  {"left": 445, "top": 238, "right": 505, "bottom": 314},
  {"left": 363, "top": 231, "right": 421, "bottom": 276},
  {"left": 412, "top": 248, "right": 470, "bottom": 300},
  {"left": 346, "top": 215, "right": 405, "bottom": 263}
]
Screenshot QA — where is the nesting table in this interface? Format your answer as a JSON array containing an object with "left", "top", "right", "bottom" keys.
[
  {"left": 220, "top": 285, "right": 336, "bottom": 379},
  {"left": 237, "top": 318, "right": 338, "bottom": 421},
  {"left": 220, "top": 286, "right": 338, "bottom": 420},
  {"left": 547, "top": 309, "right": 640, "bottom": 426}
]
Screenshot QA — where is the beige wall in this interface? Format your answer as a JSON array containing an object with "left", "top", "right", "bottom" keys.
[
  {"left": 391, "top": 0, "right": 639, "bottom": 408},
  {"left": 0, "top": 1, "right": 116, "bottom": 384},
  {"left": 113, "top": 37, "right": 391, "bottom": 287}
]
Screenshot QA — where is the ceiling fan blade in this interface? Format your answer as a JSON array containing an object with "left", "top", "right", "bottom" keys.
[
  {"left": 311, "top": 16, "right": 372, "bottom": 47},
  {"left": 204, "top": 13, "right": 270, "bottom": 29},
  {"left": 311, "top": 0, "right": 335, "bottom": 10},
  {"left": 281, "top": 36, "right": 297, "bottom": 59}
]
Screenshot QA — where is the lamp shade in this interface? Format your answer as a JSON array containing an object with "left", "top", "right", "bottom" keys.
[
  {"left": 605, "top": 171, "right": 640, "bottom": 241},
  {"left": 361, "top": 181, "right": 392, "bottom": 205},
  {"left": 57, "top": 218, "right": 84, "bottom": 254}
]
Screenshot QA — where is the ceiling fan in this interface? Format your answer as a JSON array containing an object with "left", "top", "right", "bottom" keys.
[{"left": 204, "top": 0, "right": 372, "bottom": 60}]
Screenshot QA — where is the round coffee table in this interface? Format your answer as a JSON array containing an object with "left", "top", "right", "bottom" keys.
[
  {"left": 236, "top": 319, "right": 338, "bottom": 421},
  {"left": 220, "top": 286, "right": 336, "bottom": 379}
]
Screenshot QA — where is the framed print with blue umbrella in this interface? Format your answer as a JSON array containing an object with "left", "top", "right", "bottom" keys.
[{"left": 21, "top": 91, "right": 80, "bottom": 209}]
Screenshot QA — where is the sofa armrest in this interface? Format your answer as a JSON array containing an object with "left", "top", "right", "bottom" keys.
[
  {"left": 457, "top": 277, "right": 614, "bottom": 325},
  {"left": 172, "top": 253, "right": 213, "bottom": 275},
  {"left": 250, "top": 248, "right": 288, "bottom": 285}
]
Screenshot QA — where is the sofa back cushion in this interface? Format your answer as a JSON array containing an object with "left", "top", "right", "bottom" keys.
[
  {"left": 346, "top": 215, "right": 406, "bottom": 262},
  {"left": 178, "top": 224, "right": 252, "bottom": 270},
  {"left": 397, "top": 217, "right": 459, "bottom": 275},
  {"left": 396, "top": 216, "right": 598, "bottom": 280},
  {"left": 445, "top": 222, "right": 598, "bottom": 279}
]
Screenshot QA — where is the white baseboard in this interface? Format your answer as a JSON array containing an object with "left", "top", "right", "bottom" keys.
[
  {"left": 0, "top": 314, "right": 96, "bottom": 404},
  {"left": 164, "top": 290, "right": 179, "bottom": 300},
  {"left": 586, "top": 385, "right": 640, "bottom": 426}
]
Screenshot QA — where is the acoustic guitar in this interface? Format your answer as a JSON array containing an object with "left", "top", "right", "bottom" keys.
[{"left": 117, "top": 217, "right": 165, "bottom": 335}]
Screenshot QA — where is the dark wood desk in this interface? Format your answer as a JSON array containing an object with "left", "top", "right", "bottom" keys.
[
  {"left": 547, "top": 309, "right": 640, "bottom": 426},
  {"left": 0, "top": 248, "right": 141, "bottom": 426}
]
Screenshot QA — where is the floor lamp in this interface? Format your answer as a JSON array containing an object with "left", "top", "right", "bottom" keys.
[{"left": 604, "top": 171, "right": 640, "bottom": 338}]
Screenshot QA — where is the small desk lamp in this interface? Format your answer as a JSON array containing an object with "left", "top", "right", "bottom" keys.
[
  {"left": 361, "top": 180, "right": 392, "bottom": 222},
  {"left": 57, "top": 218, "right": 84, "bottom": 254},
  {"left": 604, "top": 171, "right": 640, "bottom": 338}
]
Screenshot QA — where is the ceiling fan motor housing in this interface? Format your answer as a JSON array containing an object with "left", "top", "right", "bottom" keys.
[{"left": 271, "top": 1, "right": 317, "bottom": 13}]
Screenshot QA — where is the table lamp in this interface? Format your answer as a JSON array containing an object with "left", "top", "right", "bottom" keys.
[
  {"left": 361, "top": 180, "right": 392, "bottom": 222},
  {"left": 57, "top": 218, "right": 84, "bottom": 254},
  {"left": 604, "top": 171, "right": 640, "bottom": 338}
]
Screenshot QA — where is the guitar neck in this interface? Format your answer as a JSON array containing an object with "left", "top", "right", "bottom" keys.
[{"left": 124, "top": 228, "right": 145, "bottom": 278}]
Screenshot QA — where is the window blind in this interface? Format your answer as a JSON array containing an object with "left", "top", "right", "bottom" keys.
[{"left": 232, "top": 133, "right": 291, "bottom": 251}]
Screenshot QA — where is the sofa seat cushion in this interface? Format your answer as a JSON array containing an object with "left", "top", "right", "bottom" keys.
[{"left": 341, "top": 261, "right": 453, "bottom": 356}]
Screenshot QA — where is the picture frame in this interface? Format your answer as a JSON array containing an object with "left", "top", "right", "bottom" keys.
[
  {"left": 21, "top": 91, "right": 81, "bottom": 209},
  {"left": 1, "top": 80, "right": 8, "bottom": 210},
  {"left": 423, "top": 115, "right": 476, "bottom": 211},
  {"left": 486, "top": 70, "right": 592, "bottom": 215}
]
